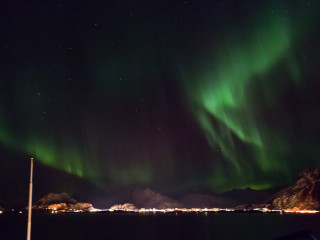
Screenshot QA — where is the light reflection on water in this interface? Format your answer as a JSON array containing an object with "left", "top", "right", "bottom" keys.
[{"left": 0, "top": 212, "right": 319, "bottom": 240}]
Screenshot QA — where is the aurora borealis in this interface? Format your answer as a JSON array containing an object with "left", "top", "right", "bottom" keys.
[
  {"left": 1, "top": 0, "right": 320, "bottom": 201},
  {"left": 182, "top": 1, "right": 319, "bottom": 191}
]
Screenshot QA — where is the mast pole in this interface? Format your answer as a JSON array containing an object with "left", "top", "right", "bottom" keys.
[{"left": 27, "top": 157, "right": 34, "bottom": 240}]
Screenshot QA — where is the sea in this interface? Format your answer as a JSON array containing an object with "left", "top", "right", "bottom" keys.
[{"left": 1, "top": 212, "right": 320, "bottom": 240}]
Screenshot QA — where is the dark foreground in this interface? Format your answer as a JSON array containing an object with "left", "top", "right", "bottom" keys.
[{"left": 0, "top": 212, "right": 319, "bottom": 240}]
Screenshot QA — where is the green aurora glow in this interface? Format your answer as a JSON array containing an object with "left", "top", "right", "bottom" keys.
[
  {"left": 182, "top": 2, "right": 319, "bottom": 191},
  {"left": 0, "top": 0, "right": 320, "bottom": 194}
]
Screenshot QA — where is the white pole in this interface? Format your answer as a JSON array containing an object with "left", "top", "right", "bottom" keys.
[{"left": 27, "top": 157, "right": 34, "bottom": 240}]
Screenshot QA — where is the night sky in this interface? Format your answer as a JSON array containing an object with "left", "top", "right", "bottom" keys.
[{"left": 1, "top": 0, "right": 320, "bottom": 203}]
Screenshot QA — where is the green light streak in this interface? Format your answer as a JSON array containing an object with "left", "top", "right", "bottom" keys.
[
  {"left": 183, "top": 3, "right": 317, "bottom": 191},
  {"left": 190, "top": 13, "right": 291, "bottom": 166},
  {"left": 25, "top": 141, "right": 85, "bottom": 177}
]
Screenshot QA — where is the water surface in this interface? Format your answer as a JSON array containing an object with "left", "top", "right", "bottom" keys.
[{"left": 1, "top": 212, "right": 319, "bottom": 240}]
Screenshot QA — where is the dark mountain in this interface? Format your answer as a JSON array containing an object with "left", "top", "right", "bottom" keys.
[
  {"left": 105, "top": 188, "right": 183, "bottom": 209},
  {"left": 180, "top": 193, "right": 235, "bottom": 208},
  {"left": 224, "top": 187, "right": 275, "bottom": 206},
  {"left": 129, "top": 188, "right": 183, "bottom": 209}
]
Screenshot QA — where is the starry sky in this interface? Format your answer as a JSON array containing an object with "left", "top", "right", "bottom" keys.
[{"left": 1, "top": 0, "right": 320, "bottom": 202}]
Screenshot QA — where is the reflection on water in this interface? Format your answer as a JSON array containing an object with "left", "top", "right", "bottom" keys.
[{"left": 0, "top": 212, "right": 319, "bottom": 240}]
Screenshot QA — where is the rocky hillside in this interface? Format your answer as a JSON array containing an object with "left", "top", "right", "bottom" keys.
[
  {"left": 266, "top": 169, "right": 320, "bottom": 210},
  {"left": 110, "top": 203, "right": 138, "bottom": 211},
  {"left": 33, "top": 192, "right": 77, "bottom": 208},
  {"left": 33, "top": 192, "right": 94, "bottom": 212}
]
